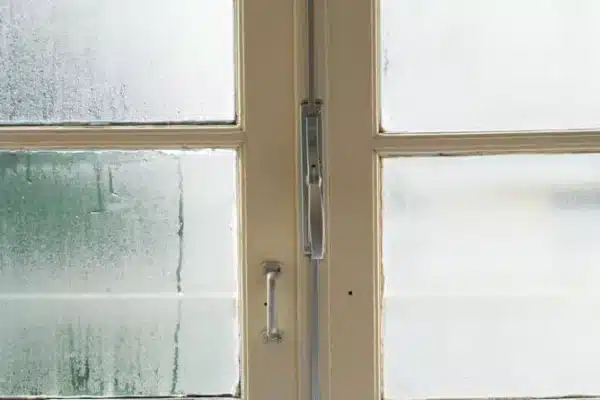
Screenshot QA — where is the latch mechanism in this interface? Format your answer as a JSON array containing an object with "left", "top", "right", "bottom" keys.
[
  {"left": 302, "top": 1, "right": 324, "bottom": 399},
  {"left": 301, "top": 99, "right": 325, "bottom": 260}
]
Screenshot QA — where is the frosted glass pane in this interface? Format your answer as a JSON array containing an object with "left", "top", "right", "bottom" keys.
[
  {"left": 381, "top": 0, "right": 600, "bottom": 133},
  {"left": 382, "top": 155, "right": 600, "bottom": 399},
  {"left": 0, "top": 0, "right": 235, "bottom": 124},
  {"left": 0, "top": 150, "right": 238, "bottom": 396}
]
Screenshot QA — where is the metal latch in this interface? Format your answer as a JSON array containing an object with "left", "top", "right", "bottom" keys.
[{"left": 301, "top": 99, "right": 325, "bottom": 260}]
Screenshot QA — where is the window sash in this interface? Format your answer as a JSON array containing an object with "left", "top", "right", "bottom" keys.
[
  {"left": 0, "top": 1, "right": 304, "bottom": 399},
  {"left": 324, "top": 1, "right": 600, "bottom": 400}
]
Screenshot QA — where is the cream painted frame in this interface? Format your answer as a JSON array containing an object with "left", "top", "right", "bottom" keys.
[
  {"left": 324, "top": 1, "right": 600, "bottom": 400},
  {"left": 0, "top": 1, "right": 304, "bottom": 399}
]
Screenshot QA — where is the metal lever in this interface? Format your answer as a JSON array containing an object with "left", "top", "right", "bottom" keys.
[
  {"left": 301, "top": 100, "right": 325, "bottom": 260},
  {"left": 263, "top": 261, "right": 283, "bottom": 343}
]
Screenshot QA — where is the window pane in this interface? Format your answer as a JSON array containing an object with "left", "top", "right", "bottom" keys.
[
  {"left": 0, "top": 150, "right": 238, "bottom": 396},
  {"left": 382, "top": 155, "right": 600, "bottom": 399},
  {"left": 0, "top": 0, "right": 235, "bottom": 124},
  {"left": 381, "top": 0, "right": 600, "bottom": 133}
]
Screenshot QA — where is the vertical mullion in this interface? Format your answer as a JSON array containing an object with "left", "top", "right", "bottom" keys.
[
  {"left": 240, "top": 0, "right": 302, "bottom": 399},
  {"left": 324, "top": 1, "right": 380, "bottom": 400}
]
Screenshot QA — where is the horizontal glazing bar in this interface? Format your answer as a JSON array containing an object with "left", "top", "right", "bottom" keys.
[
  {"left": 375, "top": 131, "right": 600, "bottom": 156},
  {"left": 0, "top": 127, "right": 244, "bottom": 149}
]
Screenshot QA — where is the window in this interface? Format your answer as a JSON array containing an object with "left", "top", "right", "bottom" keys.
[
  {"left": 6, "top": 1, "right": 599, "bottom": 400},
  {"left": 0, "top": 150, "right": 238, "bottom": 395},
  {"left": 325, "top": 1, "right": 600, "bottom": 400},
  {"left": 380, "top": 0, "right": 600, "bottom": 133},
  {"left": 0, "top": 1, "right": 302, "bottom": 399},
  {"left": 382, "top": 155, "right": 600, "bottom": 398},
  {"left": 0, "top": 0, "right": 234, "bottom": 124}
]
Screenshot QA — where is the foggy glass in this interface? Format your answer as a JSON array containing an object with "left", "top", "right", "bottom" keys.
[
  {"left": 0, "top": 150, "right": 239, "bottom": 396},
  {"left": 382, "top": 155, "right": 600, "bottom": 399},
  {"left": 381, "top": 0, "right": 600, "bottom": 132},
  {"left": 0, "top": 0, "right": 235, "bottom": 124}
]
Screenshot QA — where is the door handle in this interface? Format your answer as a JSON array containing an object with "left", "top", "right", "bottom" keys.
[{"left": 262, "top": 261, "right": 283, "bottom": 343}]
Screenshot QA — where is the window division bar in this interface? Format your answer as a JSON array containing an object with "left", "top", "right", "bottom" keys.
[
  {"left": 0, "top": 127, "right": 244, "bottom": 150},
  {"left": 374, "top": 131, "right": 600, "bottom": 157}
]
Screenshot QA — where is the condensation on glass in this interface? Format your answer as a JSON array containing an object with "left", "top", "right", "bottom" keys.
[
  {"left": 380, "top": 0, "right": 600, "bottom": 133},
  {"left": 382, "top": 155, "right": 600, "bottom": 399},
  {"left": 0, "top": 150, "right": 239, "bottom": 397},
  {"left": 0, "top": 0, "right": 235, "bottom": 124}
]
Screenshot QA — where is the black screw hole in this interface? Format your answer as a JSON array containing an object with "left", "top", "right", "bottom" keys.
[
  {"left": 347, "top": 291, "right": 353, "bottom": 296},
  {"left": 263, "top": 302, "right": 267, "bottom": 306}
]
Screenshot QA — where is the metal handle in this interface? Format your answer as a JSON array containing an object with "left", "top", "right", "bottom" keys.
[
  {"left": 307, "top": 173, "right": 325, "bottom": 259},
  {"left": 263, "top": 261, "right": 283, "bottom": 343},
  {"left": 301, "top": 101, "right": 326, "bottom": 260}
]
